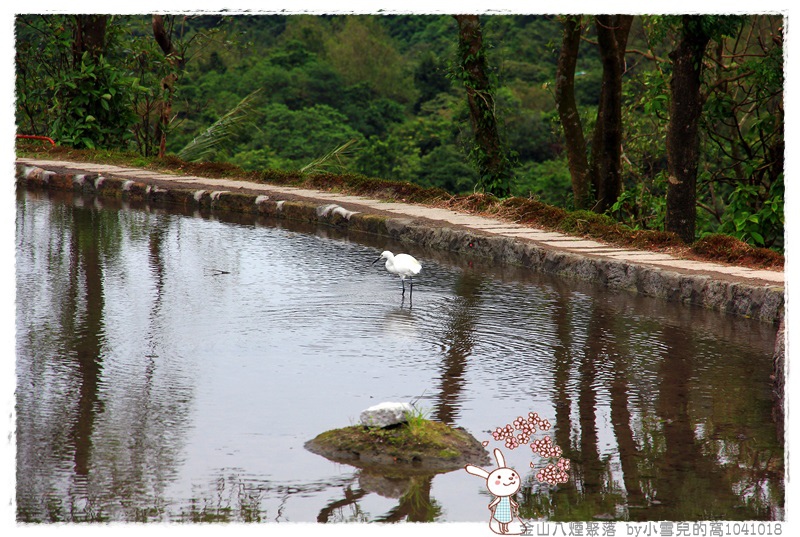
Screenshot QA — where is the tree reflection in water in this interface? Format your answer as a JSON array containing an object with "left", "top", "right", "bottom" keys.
[
  {"left": 16, "top": 189, "right": 783, "bottom": 523},
  {"left": 517, "top": 284, "right": 782, "bottom": 521}
]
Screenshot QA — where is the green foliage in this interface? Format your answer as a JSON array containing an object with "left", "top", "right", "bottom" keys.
[
  {"left": 452, "top": 17, "right": 515, "bottom": 198},
  {"left": 352, "top": 134, "right": 421, "bottom": 184},
  {"left": 695, "top": 16, "right": 784, "bottom": 251},
  {"left": 417, "top": 144, "right": 478, "bottom": 194},
  {"left": 177, "top": 90, "right": 261, "bottom": 162},
  {"left": 413, "top": 50, "right": 453, "bottom": 111},
  {"left": 229, "top": 103, "right": 362, "bottom": 171},
  {"left": 116, "top": 18, "right": 175, "bottom": 155},
  {"left": 48, "top": 52, "right": 137, "bottom": 149},
  {"left": 324, "top": 16, "right": 417, "bottom": 103},
  {"left": 280, "top": 15, "right": 333, "bottom": 55},
  {"left": 697, "top": 15, "right": 746, "bottom": 39},
  {"left": 718, "top": 178, "right": 784, "bottom": 250},
  {"left": 512, "top": 158, "right": 572, "bottom": 207},
  {"left": 559, "top": 209, "right": 622, "bottom": 235},
  {"left": 15, "top": 16, "right": 71, "bottom": 136},
  {"left": 14, "top": 14, "right": 784, "bottom": 252},
  {"left": 610, "top": 173, "right": 668, "bottom": 231},
  {"left": 337, "top": 86, "right": 407, "bottom": 138},
  {"left": 15, "top": 16, "right": 137, "bottom": 149},
  {"left": 497, "top": 88, "right": 559, "bottom": 162},
  {"left": 405, "top": 405, "right": 431, "bottom": 435},
  {"left": 301, "top": 137, "right": 360, "bottom": 175}
]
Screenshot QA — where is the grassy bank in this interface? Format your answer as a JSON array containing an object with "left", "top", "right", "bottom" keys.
[{"left": 17, "top": 143, "right": 783, "bottom": 270}]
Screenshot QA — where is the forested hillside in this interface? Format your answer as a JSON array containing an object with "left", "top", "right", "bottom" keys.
[{"left": 15, "top": 14, "right": 784, "bottom": 251}]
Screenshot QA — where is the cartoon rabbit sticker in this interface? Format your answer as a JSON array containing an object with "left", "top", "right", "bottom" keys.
[{"left": 465, "top": 448, "right": 525, "bottom": 535}]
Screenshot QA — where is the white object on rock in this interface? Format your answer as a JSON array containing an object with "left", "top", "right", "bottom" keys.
[{"left": 360, "top": 402, "right": 414, "bottom": 428}]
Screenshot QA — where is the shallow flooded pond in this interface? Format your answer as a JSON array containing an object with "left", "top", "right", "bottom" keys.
[{"left": 16, "top": 188, "right": 783, "bottom": 523}]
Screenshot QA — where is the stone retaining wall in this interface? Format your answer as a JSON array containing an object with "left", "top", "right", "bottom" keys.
[{"left": 16, "top": 163, "right": 784, "bottom": 324}]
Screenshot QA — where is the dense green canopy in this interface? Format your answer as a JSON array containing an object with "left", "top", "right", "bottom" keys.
[{"left": 15, "top": 14, "right": 784, "bottom": 251}]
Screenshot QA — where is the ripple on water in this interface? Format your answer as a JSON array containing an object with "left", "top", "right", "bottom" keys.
[{"left": 15, "top": 190, "right": 782, "bottom": 523}]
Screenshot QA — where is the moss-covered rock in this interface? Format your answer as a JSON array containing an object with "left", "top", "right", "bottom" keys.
[{"left": 305, "top": 420, "right": 489, "bottom": 474}]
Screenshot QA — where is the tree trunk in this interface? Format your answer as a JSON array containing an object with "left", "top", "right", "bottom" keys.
[
  {"left": 555, "top": 16, "right": 592, "bottom": 209},
  {"left": 155, "top": 73, "right": 177, "bottom": 159},
  {"left": 71, "top": 15, "right": 108, "bottom": 66},
  {"left": 590, "top": 15, "right": 633, "bottom": 213},
  {"left": 152, "top": 15, "right": 184, "bottom": 159},
  {"left": 555, "top": 15, "right": 632, "bottom": 211},
  {"left": 454, "top": 14, "right": 511, "bottom": 197},
  {"left": 152, "top": 15, "right": 174, "bottom": 58},
  {"left": 665, "top": 16, "right": 711, "bottom": 243}
]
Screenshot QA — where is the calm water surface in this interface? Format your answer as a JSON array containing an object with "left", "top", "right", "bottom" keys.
[{"left": 16, "top": 189, "right": 783, "bottom": 523}]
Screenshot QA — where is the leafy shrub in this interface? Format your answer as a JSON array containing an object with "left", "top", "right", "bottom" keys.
[
  {"left": 49, "top": 52, "right": 137, "bottom": 149},
  {"left": 719, "top": 180, "right": 784, "bottom": 251}
]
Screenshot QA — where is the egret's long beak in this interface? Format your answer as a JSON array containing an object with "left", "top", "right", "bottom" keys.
[{"left": 372, "top": 256, "right": 382, "bottom": 265}]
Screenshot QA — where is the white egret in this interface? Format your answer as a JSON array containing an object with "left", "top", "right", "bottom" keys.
[{"left": 372, "top": 250, "right": 422, "bottom": 294}]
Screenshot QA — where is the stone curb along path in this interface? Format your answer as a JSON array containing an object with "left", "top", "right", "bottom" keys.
[{"left": 15, "top": 158, "right": 784, "bottom": 323}]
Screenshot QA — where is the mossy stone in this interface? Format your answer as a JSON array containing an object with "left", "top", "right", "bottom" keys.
[{"left": 305, "top": 420, "right": 489, "bottom": 475}]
